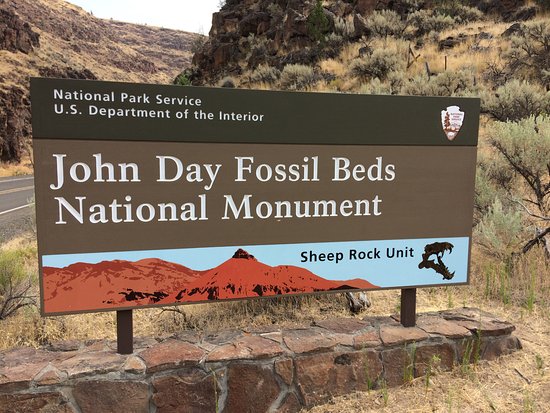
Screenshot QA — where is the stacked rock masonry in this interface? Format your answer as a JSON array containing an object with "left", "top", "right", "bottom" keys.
[{"left": 0, "top": 308, "right": 521, "bottom": 413}]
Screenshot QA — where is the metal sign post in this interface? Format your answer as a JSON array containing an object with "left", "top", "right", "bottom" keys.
[
  {"left": 400, "top": 288, "right": 417, "bottom": 327},
  {"left": 116, "top": 310, "right": 133, "bottom": 354}
]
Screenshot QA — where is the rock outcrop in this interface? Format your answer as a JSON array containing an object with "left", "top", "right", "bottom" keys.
[
  {"left": 0, "top": 0, "right": 196, "bottom": 164},
  {"left": 0, "top": 86, "right": 30, "bottom": 162},
  {"left": 0, "top": 7, "right": 39, "bottom": 53},
  {"left": 188, "top": 0, "right": 531, "bottom": 85}
]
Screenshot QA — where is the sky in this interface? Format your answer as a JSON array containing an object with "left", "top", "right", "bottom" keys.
[{"left": 67, "top": 0, "right": 221, "bottom": 34}]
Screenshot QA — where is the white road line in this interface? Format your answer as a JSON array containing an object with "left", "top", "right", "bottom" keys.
[
  {"left": 0, "top": 185, "right": 34, "bottom": 196},
  {"left": 0, "top": 176, "right": 34, "bottom": 184},
  {"left": 0, "top": 204, "right": 32, "bottom": 216}
]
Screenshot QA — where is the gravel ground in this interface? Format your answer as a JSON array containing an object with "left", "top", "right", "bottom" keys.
[{"left": 0, "top": 208, "right": 34, "bottom": 243}]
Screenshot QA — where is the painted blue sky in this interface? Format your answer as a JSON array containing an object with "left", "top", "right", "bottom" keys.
[{"left": 42, "top": 237, "right": 469, "bottom": 288}]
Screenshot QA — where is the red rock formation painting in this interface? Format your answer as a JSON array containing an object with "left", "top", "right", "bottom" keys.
[{"left": 42, "top": 249, "right": 379, "bottom": 313}]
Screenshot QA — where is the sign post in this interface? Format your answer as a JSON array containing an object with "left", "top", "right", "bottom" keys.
[
  {"left": 116, "top": 310, "right": 133, "bottom": 354},
  {"left": 31, "top": 78, "right": 479, "bottom": 343},
  {"left": 400, "top": 288, "right": 417, "bottom": 327}
]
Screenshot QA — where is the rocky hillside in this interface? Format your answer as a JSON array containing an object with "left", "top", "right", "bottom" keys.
[
  {"left": 187, "top": 0, "right": 545, "bottom": 85},
  {"left": 0, "top": 0, "right": 198, "bottom": 163}
]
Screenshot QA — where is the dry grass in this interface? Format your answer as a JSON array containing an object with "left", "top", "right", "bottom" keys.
[
  {"left": 0, "top": 160, "right": 33, "bottom": 177},
  {"left": 319, "top": 59, "right": 347, "bottom": 78}
]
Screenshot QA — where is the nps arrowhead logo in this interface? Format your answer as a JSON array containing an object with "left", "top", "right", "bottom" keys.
[{"left": 441, "top": 106, "right": 465, "bottom": 141}]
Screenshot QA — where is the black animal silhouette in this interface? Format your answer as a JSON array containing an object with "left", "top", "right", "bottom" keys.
[{"left": 418, "top": 242, "right": 455, "bottom": 280}]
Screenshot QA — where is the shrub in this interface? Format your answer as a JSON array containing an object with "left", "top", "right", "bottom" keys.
[
  {"left": 431, "top": 69, "right": 476, "bottom": 96},
  {"left": 359, "top": 78, "right": 393, "bottom": 95},
  {"left": 408, "top": 10, "right": 456, "bottom": 36},
  {"left": 280, "top": 64, "right": 317, "bottom": 90},
  {"left": 0, "top": 250, "right": 35, "bottom": 320},
  {"left": 350, "top": 49, "right": 404, "bottom": 81},
  {"left": 334, "top": 15, "right": 355, "bottom": 39},
  {"left": 365, "top": 10, "right": 406, "bottom": 39},
  {"left": 490, "top": 117, "right": 550, "bottom": 207},
  {"left": 477, "top": 116, "right": 550, "bottom": 258},
  {"left": 475, "top": 198, "right": 524, "bottom": 260},
  {"left": 475, "top": 154, "right": 513, "bottom": 223},
  {"left": 437, "top": 4, "right": 484, "bottom": 23},
  {"left": 483, "top": 62, "right": 508, "bottom": 88},
  {"left": 482, "top": 80, "right": 549, "bottom": 122},
  {"left": 174, "top": 72, "right": 191, "bottom": 86},
  {"left": 505, "top": 22, "right": 550, "bottom": 87},
  {"left": 400, "top": 69, "right": 476, "bottom": 97},
  {"left": 323, "top": 33, "right": 345, "bottom": 58},
  {"left": 250, "top": 65, "right": 280, "bottom": 85}
]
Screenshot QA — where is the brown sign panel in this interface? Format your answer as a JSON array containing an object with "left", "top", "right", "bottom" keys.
[{"left": 31, "top": 78, "right": 479, "bottom": 315}]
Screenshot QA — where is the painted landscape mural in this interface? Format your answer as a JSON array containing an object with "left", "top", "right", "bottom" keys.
[{"left": 43, "top": 249, "right": 379, "bottom": 313}]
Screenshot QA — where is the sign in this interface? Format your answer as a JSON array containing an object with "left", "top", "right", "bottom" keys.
[{"left": 31, "top": 78, "right": 479, "bottom": 315}]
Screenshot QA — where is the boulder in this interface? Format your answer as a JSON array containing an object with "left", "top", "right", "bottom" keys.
[
  {"left": 355, "top": 0, "right": 379, "bottom": 16},
  {"left": 283, "top": 9, "right": 309, "bottom": 43},
  {"left": 502, "top": 22, "right": 525, "bottom": 37}
]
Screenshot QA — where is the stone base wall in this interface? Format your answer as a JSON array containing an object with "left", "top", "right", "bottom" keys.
[{"left": 0, "top": 308, "right": 521, "bottom": 413}]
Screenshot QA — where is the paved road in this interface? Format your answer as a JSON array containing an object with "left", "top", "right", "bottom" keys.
[{"left": 0, "top": 175, "right": 35, "bottom": 241}]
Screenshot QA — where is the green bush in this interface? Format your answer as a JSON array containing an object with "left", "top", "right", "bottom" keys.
[
  {"left": 280, "top": 64, "right": 317, "bottom": 90},
  {"left": 482, "top": 80, "right": 549, "bottom": 122},
  {"left": 365, "top": 10, "right": 406, "bottom": 38},
  {"left": 0, "top": 249, "right": 35, "bottom": 320},
  {"left": 250, "top": 65, "right": 280, "bottom": 85},
  {"left": 174, "top": 72, "right": 191, "bottom": 86},
  {"left": 350, "top": 49, "right": 404, "bottom": 81},
  {"left": 307, "top": 0, "right": 331, "bottom": 43}
]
